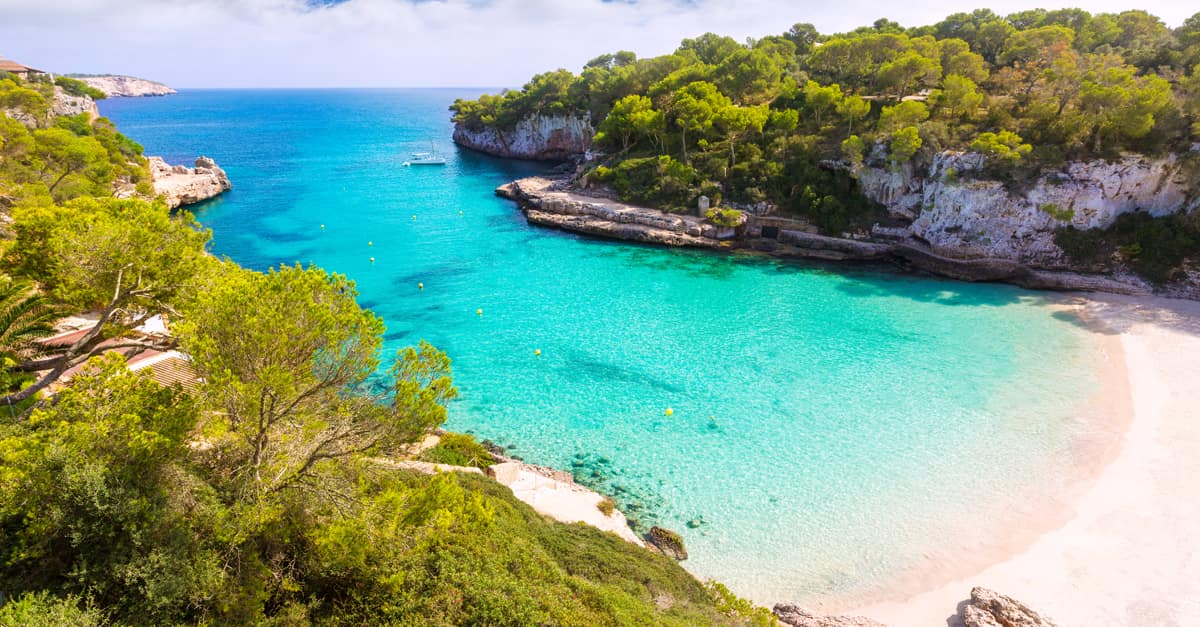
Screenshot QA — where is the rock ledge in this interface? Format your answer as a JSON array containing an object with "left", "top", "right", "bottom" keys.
[{"left": 149, "top": 156, "right": 231, "bottom": 209}]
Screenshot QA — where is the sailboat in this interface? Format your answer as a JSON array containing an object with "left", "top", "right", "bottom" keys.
[{"left": 404, "top": 140, "right": 446, "bottom": 166}]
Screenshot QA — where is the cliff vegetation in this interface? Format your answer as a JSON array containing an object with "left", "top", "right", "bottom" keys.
[{"left": 452, "top": 9, "right": 1200, "bottom": 281}]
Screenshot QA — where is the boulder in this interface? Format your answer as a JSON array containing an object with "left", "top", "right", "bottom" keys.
[
  {"left": 149, "top": 155, "right": 231, "bottom": 209},
  {"left": 645, "top": 526, "right": 687, "bottom": 561},
  {"left": 772, "top": 603, "right": 886, "bottom": 627},
  {"left": 959, "top": 587, "right": 1059, "bottom": 627}
]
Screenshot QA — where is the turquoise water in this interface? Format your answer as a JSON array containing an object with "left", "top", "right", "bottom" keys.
[{"left": 102, "top": 90, "right": 1104, "bottom": 605}]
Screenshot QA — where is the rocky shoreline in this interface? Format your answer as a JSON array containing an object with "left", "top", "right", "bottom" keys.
[
  {"left": 77, "top": 75, "right": 176, "bottom": 98},
  {"left": 148, "top": 156, "right": 231, "bottom": 209},
  {"left": 498, "top": 176, "right": 1152, "bottom": 296}
]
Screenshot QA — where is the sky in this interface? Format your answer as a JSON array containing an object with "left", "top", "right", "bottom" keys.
[{"left": 0, "top": 0, "right": 1194, "bottom": 88}]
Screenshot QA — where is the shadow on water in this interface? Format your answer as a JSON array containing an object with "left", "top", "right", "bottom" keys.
[
  {"left": 1050, "top": 293, "right": 1200, "bottom": 338},
  {"left": 565, "top": 347, "right": 686, "bottom": 395}
]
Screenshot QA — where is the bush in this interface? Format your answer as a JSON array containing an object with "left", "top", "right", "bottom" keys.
[
  {"left": 1039, "top": 203, "right": 1075, "bottom": 222},
  {"left": 1055, "top": 211, "right": 1200, "bottom": 283},
  {"left": 705, "top": 208, "right": 743, "bottom": 228},
  {"left": 418, "top": 432, "right": 496, "bottom": 468},
  {"left": 54, "top": 76, "right": 106, "bottom": 100},
  {"left": 597, "top": 497, "right": 616, "bottom": 516},
  {"left": 0, "top": 592, "right": 107, "bottom": 627},
  {"left": 590, "top": 155, "right": 699, "bottom": 211}
]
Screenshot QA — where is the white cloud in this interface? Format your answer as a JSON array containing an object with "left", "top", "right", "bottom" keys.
[{"left": 0, "top": 0, "right": 1193, "bottom": 87}]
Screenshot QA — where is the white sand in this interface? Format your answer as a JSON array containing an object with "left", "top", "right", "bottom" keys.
[
  {"left": 849, "top": 294, "right": 1200, "bottom": 626},
  {"left": 490, "top": 461, "right": 645, "bottom": 546}
]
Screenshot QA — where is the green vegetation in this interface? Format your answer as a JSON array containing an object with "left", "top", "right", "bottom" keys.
[
  {"left": 53, "top": 76, "right": 106, "bottom": 100},
  {"left": 598, "top": 497, "right": 617, "bottom": 516},
  {"left": 419, "top": 431, "right": 497, "bottom": 468},
  {"left": 1055, "top": 211, "right": 1200, "bottom": 283},
  {"left": 452, "top": 9, "right": 1199, "bottom": 240},
  {"left": 0, "top": 72, "right": 769, "bottom": 625},
  {"left": 1038, "top": 202, "right": 1075, "bottom": 222},
  {"left": 706, "top": 207, "right": 744, "bottom": 228}
]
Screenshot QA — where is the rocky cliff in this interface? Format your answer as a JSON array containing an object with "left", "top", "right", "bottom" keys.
[
  {"left": 453, "top": 114, "right": 592, "bottom": 161},
  {"left": 499, "top": 175, "right": 1150, "bottom": 295},
  {"left": 77, "top": 75, "right": 176, "bottom": 98},
  {"left": 856, "top": 151, "right": 1200, "bottom": 268},
  {"left": 2, "top": 85, "right": 99, "bottom": 127},
  {"left": 149, "top": 156, "right": 231, "bottom": 209}
]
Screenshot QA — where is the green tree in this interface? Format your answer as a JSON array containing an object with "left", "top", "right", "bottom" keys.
[
  {"left": 669, "top": 81, "right": 731, "bottom": 162},
  {"left": 1078, "top": 66, "right": 1172, "bottom": 152},
  {"left": 596, "top": 94, "right": 661, "bottom": 152},
  {"left": 0, "top": 354, "right": 217, "bottom": 622},
  {"left": 876, "top": 50, "right": 941, "bottom": 99},
  {"left": 878, "top": 100, "right": 930, "bottom": 133},
  {"left": 802, "top": 80, "right": 843, "bottom": 127},
  {"left": 933, "top": 74, "right": 984, "bottom": 120},
  {"left": 2, "top": 198, "right": 209, "bottom": 405},
  {"left": 970, "top": 130, "right": 1032, "bottom": 163},
  {"left": 836, "top": 94, "right": 871, "bottom": 137},
  {"left": 716, "top": 104, "right": 769, "bottom": 166},
  {"left": 175, "top": 263, "right": 455, "bottom": 502},
  {"left": 889, "top": 126, "right": 923, "bottom": 163}
]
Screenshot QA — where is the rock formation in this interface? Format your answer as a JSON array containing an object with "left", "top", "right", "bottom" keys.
[
  {"left": 453, "top": 114, "right": 592, "bottom": 161},
  {"left": 2, "top": 85, "right": 99, "bottom": 127},
  {"left": 149, "top": 156, "right": 231, "bottom": 209},
  {"left": 498, "top": 175, "right": 1151, "bottom": 295},
  {"left": 645, "top": 526, "right": 688, "bottom": 560},
  {"left": 77, "top": 75, "right": 176, "bottom": 98},
  {"left": 772, "top": 604, "right": 885, "bottom": 627},
  {"left": 855, "top": 151, "right": 1200, "bottom": 267},
  {"left": 958, "top": 587, "right": 1060, "bottom": 627}
]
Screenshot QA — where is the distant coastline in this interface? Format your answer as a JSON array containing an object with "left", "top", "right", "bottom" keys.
[{"left": 72, "top": 74, "right": 176, "bottom": 98}]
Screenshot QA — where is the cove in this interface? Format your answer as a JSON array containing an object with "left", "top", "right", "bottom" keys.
[{"left": 101, "top": 89, "right": 1108, "bottom": 606}]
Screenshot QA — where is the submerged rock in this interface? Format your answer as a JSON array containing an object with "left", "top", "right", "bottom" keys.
[
  {"left": 149, "top": 156, "right": 231, "bottom": 209},
  {"left": 772, "top": 603, "right": 885, "bottom": 627},
  {"left": 959, "top": 587, "right": 1059, "bottom": 627}
]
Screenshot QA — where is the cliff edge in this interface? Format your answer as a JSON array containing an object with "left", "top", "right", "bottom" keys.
[
  {"left": 453, "top": 113, "right": 592, "bottom": 161},
  {"left": 149, "top": 156, "right": 231, "bottom": 209},
  {"left": 77, "top": 75, "right": 176, "bottom": 98}
]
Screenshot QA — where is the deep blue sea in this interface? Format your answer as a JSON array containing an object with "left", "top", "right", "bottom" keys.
[{"left": 101, "top": 90, "right": 1107, "bottom": 606}]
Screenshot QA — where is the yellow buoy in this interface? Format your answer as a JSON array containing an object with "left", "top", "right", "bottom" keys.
[
  {"left": 418, "top": 282, "right": 424, "bottom": 290},
  {"left": 458, "top": 210, "right": 463, "bottom": 215},
  {"left": 475, "top": 308, "right": 483, "bottom": 316},
  {"left": 368, "top": 241, "right": 373, "bottom": 246},
  {"left": 369, "top": 257, "right": 375, "bottom": 263},
  {"left": 664, "top": 407, "right": 674, "bottom": 416},
  {"left": 411, "top": 214, "right": 417, "bottom": 220},
  {"left": 534, "top": 349, "right": 541, "bottom": 356},
  {"left": 320, "top": 224, "right": 325, "bottom": 230}
]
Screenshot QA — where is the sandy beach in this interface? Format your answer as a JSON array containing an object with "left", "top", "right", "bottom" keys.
[{"left": 848, "top": 293, "right": 1200, "bottom": 626}]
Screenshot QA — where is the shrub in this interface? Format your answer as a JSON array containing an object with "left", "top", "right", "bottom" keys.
[
  {"left": 0, "top": 592, "right": 107, "bottom": 627},
  {"left": 1038, "top": 202, "right": 1075, "bottom": 222},
  {"left": 597, "top": 497, "right": 616, "bottom": 516},
  {"left": 53, "top": 76, "right": 106, "bottom": 100},
  {"left": 705, "top": 208, "right": 743, "bottom": 228},
  {"left": 419, "top": 432, "right": 496, "bottom": 468},
  {"left": 1055, "top": 211, "right": 1200, "bottom": 283}
]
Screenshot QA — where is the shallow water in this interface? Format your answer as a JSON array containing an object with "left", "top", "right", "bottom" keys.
[{"left": 102, "top": 89, "right": 1104, "bottom": 605}]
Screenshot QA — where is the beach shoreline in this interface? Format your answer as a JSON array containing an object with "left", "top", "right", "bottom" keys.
[{"left": 841, "top": 293, "right": 1200, "bottom": 626}]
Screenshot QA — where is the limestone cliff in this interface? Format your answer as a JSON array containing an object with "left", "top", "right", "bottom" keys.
[
  {"left": 2, "top": 85, "right": 99, "bottom": 127},
  {"left": 149, "top": 156, "right": 231, "bottom": 209},
  {"left": 453, "top": 114, "right": 592, "bottom": 161},
  {"left": 855, "top": 151, "right": 1200, "bottom": 268},
  {"left": 77, "top": 75, "right": 176, "bottom": 98}
]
